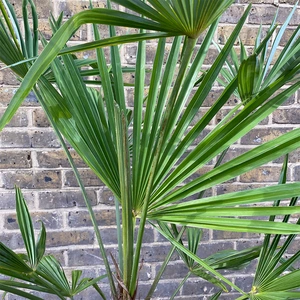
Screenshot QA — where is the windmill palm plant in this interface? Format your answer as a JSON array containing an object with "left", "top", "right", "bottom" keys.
[{"left": 1, "top": 0, "right": 300, "bottom": 299}]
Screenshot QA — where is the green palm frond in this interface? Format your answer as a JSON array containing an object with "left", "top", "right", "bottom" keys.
[{"left": 112, "top": 0, "right": 235, "bottom": 38}]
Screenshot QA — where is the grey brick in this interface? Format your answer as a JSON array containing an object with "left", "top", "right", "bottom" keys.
[
  {"left": 31, "top": 130, "right": 60, "bottom": 148},
  {"left": 0, "top": 151, "right": 32, "bottom": 168},
  {"left": 68, "top": 209, "right": 117, "bottom": 227},
  {"left": 47, "top": 230, "right": 94, "bottom": 247},
  {"left": 36, "top": 149, "right": 86, "bottom": 168},
  {"left": 0, "top": 170, "right": 61, "bottom": 189},
  {"left": 0, "top": 130, "right": 31, "bottom": 148},
  {"left": 3, "top": 211, "right": 63, "bottom": 230},
  {"left": 38, "top": 190, "right": 97, "bottom": 209},
  {"left": 64, "top": 169, "right": 103, "bottom": 187}
]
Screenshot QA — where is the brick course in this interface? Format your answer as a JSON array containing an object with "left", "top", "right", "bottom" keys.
[{"left": 0, "top": 0, "right": 299, "bottom": 299}]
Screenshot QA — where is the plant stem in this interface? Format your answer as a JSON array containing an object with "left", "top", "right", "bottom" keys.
[
  {"left": 235, "top": 295, "right": 249, "bottom": 300},
  {"left": 170, "top": 271, "right": 191, "bottom": 300},
  {"left": 129, "top": 37, "right": 197, "bottom": 296},
  {"left": 114, "top": 107, "right": 133, "bottom": 298},
  {"left": 34, "top": 84, "right": 118, "bottom": 299},
  {"left": 115, "top": 197, "right": 123, "bottom": 275},
  {"left": 93, "top": 283, "right": 107, "bottom": 300}
]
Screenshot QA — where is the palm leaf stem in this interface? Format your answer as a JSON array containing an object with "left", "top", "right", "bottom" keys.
[
  {"left": 115, "top": 197, "right": 123, "bottom": 275},
  {"left": 33, "top": 82, "right": 118, "bottom": 300},
  {"left": 114, "top": 105, "right": 133, "bottom": 295},
  {"left": 92, "top": 283, "right": 107, "bottom": 300},
  {"left": 170, "top": 271, "right": 191, "bottom": 300},
  {"left": 236, "top": 295, "right": 249, "bottom": 300}
]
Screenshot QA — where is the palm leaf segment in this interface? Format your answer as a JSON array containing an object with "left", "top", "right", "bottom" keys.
[{"left": 113, "top": 0, "right": 235, "bottom": 38}]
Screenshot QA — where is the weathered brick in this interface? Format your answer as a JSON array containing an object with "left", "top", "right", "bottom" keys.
[
  {"left": 36, "top": 149, "right": 86, "bottom": 168},
  {"left": 220, "top": 5, "right": 246, "bottom": 23},
  {"left": 240, "top": 127, "right": 292, "bottom": 145},
  {"left": 279, "top": 0, "right": 298, "bottom": 3},
  {"left": 293, "top": 165, "right": 300, "bottom": 181},
  {"left": 213, "top": 230, "right": 260, "bottom": 240},
  {"left": 32, "top": 108, "right": 50, "bottom": 127},
  {"left": 58, "top": 0, "right": 118, "bottom": 17},
  {"left": 197, "top": 241, "right": 235, "bottom": 258},
  {"left": 240, "top": 0, "right": 274, "bottom": 3},
  {"left": 0, "top": 108, "right": 28, "bottom": 127},
  {"left": 35, "top": 170, "right": 62, "bottom": 188},
  {"left": 68, "top": 209, "right": 116, "bottom": 227},
  {"left": 24, "top": 91, "right": 39, "bottom": 106},
  {"left": 234, "top": 276, "right": 254, "bottom": 293},
  {"left": 141, "top": 245, "right": 179, "bottom": 263},
  {"left": 216, "top": 183, "right": 272, "bottom": 195},
  {"left": 203, "top": 47, "right": 222, "bottom": 65},
  {"left": 4, "top": 211, "right": 63, "bottom": 230},
  {"left": 217, "top": 25, "right": 267, "bottom": 46},
  {"left": 38, "top": 189, "right": 97, "bottom": 209},
  {"left": 0, "top": 232, "right": 24, "bottom": 250},
  {"left": 67, "top": 248, "right": 104, "bottom": 267},
  {"left": 124, "top": 43, "right": 173, "bottom": 65},
  {"left": 181, "top": 278, "right": 227, "bottom": 297},
  {"left": 31, "top": 130, "right": 60, "bottom": 148},
  {"left": 155, "top": 262, "right": 189, "bottom": 280},
  {"left": 192, "top": 128, "right": 211, "bottom": 145},
  {"left": 0, "top": 170, "right": 61, "bottom": 189},
  {"left": 202, "top": 89, "right": 240, "bottom": 107},
  {"left": 155, "top": 228, "right": 210, "bottom": 243},
  {"left": 216, "top": 109, "right": 269, "bottom": 125},
  {"left": 99, "top": 188, "right": 116, "bottom": 206},
  {"left": 0, "top": 191, "right": 35, "bottom": 209},
  {"left": 34, "top": 0, "right": 54, "bottom": 18},
  {"left": 273, "top": 109, "right": 300, "bottom": 124},
  {"left": 249, "top": 6, "right": 279, "bottom": 24},
  {"left": 47, "top": 230, "right": 94, "bottom": 247},
  {"left": 250, "top": 6, "right": 300, "bottom": 25},
  {"left": 222, "top": 147, "right": 248, "bottom": 163},
  {"left": 0, "top": 170, "right": 35, "bottom": 189},
  {"left": 0, "top": 70, "right": 18, "bottom": 85},
  {"left": 273, "top": 149, "right": 300, "bottom": 164},
  {"left": 0, "top": 151, "right": 31, "bottom": 168},
  {"left": 64, "top": 169, "right": 103, "bottom": 187},
  {"left": 71, "top": 285, "right": 111, "bottom": 300},
  {"left": 240, "top": 166, "right": 288, "bottom": 182},
  {"left": 0, "top": 130, "right": 31, "bottom": 148},
  {"left": 279, "top": 27, "right": 298, "bottom": 47},
  {"left": 138, "top": 281, "right": 181, "bottom": 299},
  {"left": 285, "top": 237, "right": 300, "bottom": 254}
]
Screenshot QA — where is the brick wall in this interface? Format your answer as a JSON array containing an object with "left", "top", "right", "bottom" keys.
[{"left": 0, "top": 0, "right": 299, "bottom": 299}]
